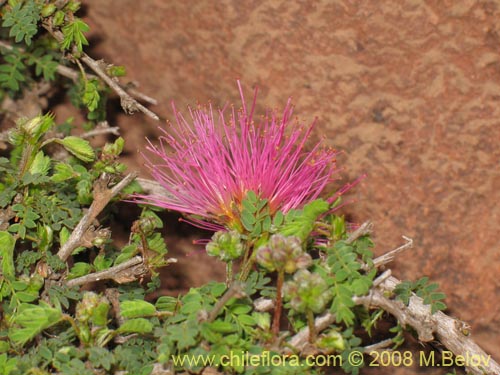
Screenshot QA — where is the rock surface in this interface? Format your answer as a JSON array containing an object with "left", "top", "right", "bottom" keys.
[{"left": 83, "top": 0, "right": 500, "bottom": 369}]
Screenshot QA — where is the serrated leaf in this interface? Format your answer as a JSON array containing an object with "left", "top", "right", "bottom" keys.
[
  {"left": 117, "top": 318, "right": 153, "bottom": 334},
  {"left": 51, "top": 162, "right": 76, "bottom": 182},
  {"left": 29, "top": 151, "right": 51, "bottom": 176},
  {"left": 120, "top": 300, "right": 156, "bottom": 318},
  {"left": 57, "top": 136, "right": 95, "bottom": 162}
]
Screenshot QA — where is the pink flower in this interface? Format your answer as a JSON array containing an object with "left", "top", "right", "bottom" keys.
[{"left": 133, "top": 82, "right": 354, "bottom": 231}]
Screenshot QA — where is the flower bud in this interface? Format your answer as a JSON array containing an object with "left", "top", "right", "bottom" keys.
[
  {"left": 206, "top": 230, "right": 244, "bottom": 262},
  {"left": 283, "top": 269, "right": 331, "bottom": 313},
  {"left": 256, "top": 234, "right": 312, "bottom": 273}
]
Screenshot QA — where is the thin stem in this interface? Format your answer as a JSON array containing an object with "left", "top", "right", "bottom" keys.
[
  {"left": 238, "top": 244, "right": 254, "bottom": 281},
  {"left": 272, "top": 270, "right": 285, "bottom": 339},
  {"left": 225, "top": 261, "right": 233, "bottom": 287},
  {"left": 307, "top": 309, "right": 316, "bottom": 343}
]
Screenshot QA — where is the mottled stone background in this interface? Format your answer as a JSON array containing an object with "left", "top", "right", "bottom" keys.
[{"left": 82, "top": 0, "right": 499, "bottom": 370}]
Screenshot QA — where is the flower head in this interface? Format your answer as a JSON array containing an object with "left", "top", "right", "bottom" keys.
[{"left": 133, "top": 82, "right": 346, "bottom": 231}]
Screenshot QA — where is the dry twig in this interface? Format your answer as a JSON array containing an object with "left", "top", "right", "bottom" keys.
[
  {"left": 66, "top": 255, "right": 144, "bottom": 287},
  {"left": 57, "top": 172, "right": 137, "bottom": 261}
]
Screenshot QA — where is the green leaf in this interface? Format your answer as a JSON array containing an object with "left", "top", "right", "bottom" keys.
[
  {"left": 15, "top": 291, "right": 38, "bottom": 303},
  {"left": 2, "top": 2, "right": 41, "bottom": 46},
  {"left": 279, "top": 199, "right": 329, "bottom": 240},
  {"left": 91, "top": 302, "right": 110, "bottom": 326},
  {"left": 57, "top": 136, "right": 95, "bottom": 162},
  {"left": 51, "top": 162, "right": 77, "bottom": 182},
  {"left": 82, "top": 79, "right": 100, "bottom": 112},
  {"left": 208, "top": 320, "right": 236, "bottom": 333},
  {"left": 0, "top": 50, "right": 25, "bottom": 91},
  {"left": 29, "top": 151, "right": 51, "bottom": 176},
  {"left": 117, "top": 318, "right": 153, "bottom": 334},
  {"left": 120, "top": 300, "right": 156, "bottom": 318},
  {"left": 9, "top": 302, "right": 62, "bottom": 346},
  {"left": 67, "top": 262, "right": 92, "bottom": 279},
  {"left": 0, "top": 353, "right": 17, "bottom": 375},
  {"left": 155, "top": 296, "right": 179, "bottom": 312},
  {"left": 237, "top": 314, "right": 256, "bottom": 326},
  {"left": 61, "top": 18, "right": 90, "bottom": 52},
  {"left": 32, "top": 54, "right": 58, "bottom": 81},
  {"left": 0, "top": 231, "right": 16, "bottom": 280},
  {"left": 88, "top": 347, "right": 114, "bottom": 371}
]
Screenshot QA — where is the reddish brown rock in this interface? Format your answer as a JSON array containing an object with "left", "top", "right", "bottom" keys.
[{"left": 83, "top": 0, "right": 500, "bottom": 366}]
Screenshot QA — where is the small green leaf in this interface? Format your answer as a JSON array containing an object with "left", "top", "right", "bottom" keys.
[
  {"left": 208, "top": 320, "right": 236, "bottom": 333},
  {"left": 83, "top": 79, "right": 100, "bottom": 112},
  {"left": 29, "top": 151, "right": 51, "bottom": 176},
  {"left": 61, "top": 18, "right": 90, "bottom": 52},
  {"left": 57, "top": 136, "right": 95, "bottom": 162},
  {"left": 117, "top": 318, "right": 153, "bottom": 334},
  {"left": 155, "top": 296, "right": 179, "bottom": 312},
  {"left": 67, "top": 262, "right": 92, "bottom": 279},
  {"left": 120, "top": 300, "right": 156, "bottom": 318},
  {"left": 9, "top": 302, "right": 62, "bottom": 346}
]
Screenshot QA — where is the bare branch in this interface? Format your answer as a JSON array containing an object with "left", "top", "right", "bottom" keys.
[
  {"left": 285, "top": 312, "right": 336, "bottom": 354},
  {"left": 81, "top": 122, "right": 120, "bottom": 138},
  {"left": 80, "top": 55, "right": 159, "bottom": 121},
  {"left": 66, "top": 255, "right": 144, "bottom": 287},
  {"left": 363, "top": 338, "right": 394, "bottom": 353},
  {"left": 207, "top": 282, "right": 246, "bottom": 323},
  {"left": 346, "top": 221, "right": 373, "bottom": 244},
  {"left": 354, "top": 275, "right": 500, "bottom": 375},
  {"left": 57, "top": 173, "right": 137, "bottom": 261},
  {"left": 373, "top": 235, "right": 413, "bottom": 268}
]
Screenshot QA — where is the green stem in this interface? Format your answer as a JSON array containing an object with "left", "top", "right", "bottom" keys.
[
  {"left": 272, "top": 270, "right": 285, "bottom": 339},
  {"left": 307, "top": 309, "right": 316, "bottom": 343},
  {"left": 226, "top": 261, "right": 233, "bottom": 287},
  {"left": 238, "top": 244, "right": 254, "bottom": 281}
]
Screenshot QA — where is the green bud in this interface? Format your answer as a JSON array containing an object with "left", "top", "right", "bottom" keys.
[
  {"left": 252, "top": 312, "right": 271, "bottom": 330},
  {"left": 21, "top": 116, "right": 44, "bottom": 137},
  {"left": 206, "top": 230, "right": 244, "bottom": 262},
  {"left": 41, "top": 4, "right": 57, "bottom": 17},
  {"left": 283, "top": 269, "right": 331, "bottom": 314},
  {"left": 76, "top": 292, "right": 109, "bottom": 324},
  {"left": 53, "top": 10, "right": 65, "bottom": 27},
  {"left": 317, "top": 330, "right": 345, "bottom": 351},
  {"left": 107, "top": 65, "right": 126, "bottom": 77},
  {"left": 65, "top": 0, "right": 81, "bottom": 12},
  {"left": 256, "top": 234, "right": 311, "bottom": 274}
]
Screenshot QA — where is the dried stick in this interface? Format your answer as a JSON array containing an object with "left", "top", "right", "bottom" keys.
[
  {"left": 66, "top": 255, "right": 144, "bottom": 287},
  {"left": 354, "top": 274, "right": 500, "bottom": 375},
  {"left": 346, "top": 221, "right": 373, "bottom": 244},
  {"left": 79, "top": 54, "right": 159, "bottom": 121},
  {"left": 81, "top": 122, "right": 120, "bottom": 138},
  {"left": 57, "top": 172, "right": 137, "bottom": 261},
  {"left": 373, "top": 235, "right": 413, "bottom": 268},
  {"left": 207, "top": 282, "right": 246, "bottom": 323},
  {"left": 285, "top": 312, "right": 336, "bottom": 353}
]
